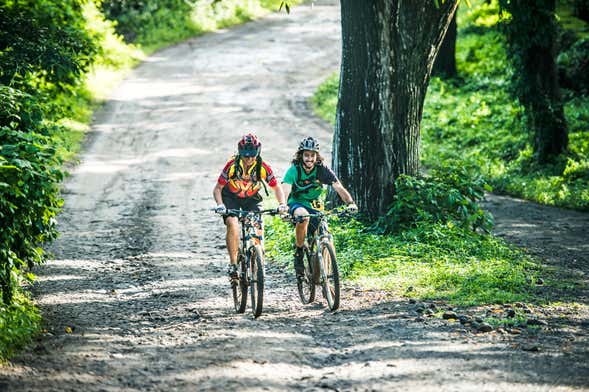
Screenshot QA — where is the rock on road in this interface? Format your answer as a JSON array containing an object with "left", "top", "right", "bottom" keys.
[{"left": 1, "top": 2, "right": 588, "bottom": 391}]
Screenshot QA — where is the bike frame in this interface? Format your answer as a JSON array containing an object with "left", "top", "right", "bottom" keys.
[
  {"left": 295, "top": 209, "right": 345, "bottom": 289},
  {"left": 226, "top": 208, "right": 274, "bottom": 254},
  {"left": 223, "top": 208, "right": 277, "bottom": 317}
]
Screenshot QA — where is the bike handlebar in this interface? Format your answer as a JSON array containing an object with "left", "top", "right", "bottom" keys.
[
  {"left": 291, "top": 207, "right": 353, "bottom": 220},
  {"left": 213, "top": 208, "right": 281, "bottom": 217}
]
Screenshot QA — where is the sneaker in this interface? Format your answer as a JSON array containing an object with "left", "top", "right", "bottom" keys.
[
  {"left": 294, "top": 247, "right": 305, "bottom": 278},
  {"left": 227, "top": 264, "right": 239, "bottom": 283}
]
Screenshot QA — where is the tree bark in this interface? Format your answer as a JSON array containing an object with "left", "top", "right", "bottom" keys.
[
  {"left": 501, "top": 0, "right": 568, "bottom": 163},
  {"left": 332, "top": 0, "right": 459, "bottom": 218},
  {"left": 525, "top": 41, "right": 569, "bottom": 161},
  {"left": 432, "top": 12, "right": 457, "bottom": 78}
]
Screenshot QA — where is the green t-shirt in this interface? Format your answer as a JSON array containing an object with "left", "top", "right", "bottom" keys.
[{"left": 282, "top": 163, "right": 338, "bottom": 208}]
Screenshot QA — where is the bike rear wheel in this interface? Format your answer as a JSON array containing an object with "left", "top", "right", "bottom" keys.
[
  {"left": 297, "top": 245, "right": 316, "bottom": 304},
  {"left": 232, "top": 253, "right": 248, "bottom": 313},
  {"left": 249, "top": 245, "right": 265, "bottom": 318},
  {"left": 319, "top": 242, "right": 340, "bottom": 311}
]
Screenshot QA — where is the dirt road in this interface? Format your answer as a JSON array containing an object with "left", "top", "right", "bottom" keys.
[{"left": 1, "top": 2, "right": 588, "bottom": 391}]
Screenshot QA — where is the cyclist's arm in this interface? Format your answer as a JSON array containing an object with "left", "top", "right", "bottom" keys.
[
  {"left": 281, "top": 182, "right": 292, "bottom": 202},
  {"left": 270, "top": 183, "right": 286, "bottom": 205},
  {"left": 213, "top": 182, "right": 224, "bottom": 205},
  {"left": 332, "top": 181, "right": 354, "bottom": 204}
]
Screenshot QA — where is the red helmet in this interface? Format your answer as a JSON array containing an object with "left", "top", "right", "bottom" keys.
[{"left": 237, "top": 133, "right": 261, "bottom": 157}]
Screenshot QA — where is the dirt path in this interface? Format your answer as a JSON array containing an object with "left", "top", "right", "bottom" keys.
[{"left": 1, "top": 2, "right": 588, "bottom": 391}]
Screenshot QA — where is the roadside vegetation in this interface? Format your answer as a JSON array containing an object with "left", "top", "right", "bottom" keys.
[
  {"left": 0, "top": 0, "right": 293, "bottom": 360},
  {"left": 290, "top": 1, "right": 589, "bottom": 308},
  {"left": 266, "top": 169, "right": 543, "bottom": 307}
]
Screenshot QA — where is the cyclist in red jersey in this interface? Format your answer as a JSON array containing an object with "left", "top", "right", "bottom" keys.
[{"left": 213, "top": 133, "right": 287, "bottom": 279}]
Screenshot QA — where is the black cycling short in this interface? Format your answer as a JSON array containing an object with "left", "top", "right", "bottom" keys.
[{"left": 221, "top": 192, "right": 261, "bottom": 223}]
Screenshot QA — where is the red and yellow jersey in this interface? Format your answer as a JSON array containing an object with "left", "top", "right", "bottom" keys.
[{"left": 217, "top": 156, "right": 277, "bottom": 199}]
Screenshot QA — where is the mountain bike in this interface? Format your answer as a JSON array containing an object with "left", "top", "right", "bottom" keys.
[
  {"left": 216, "top": 208, "right": 279, "bottom": 318},
  {"left": 294, "top": 209, "right": 347, "bottom": 311}
]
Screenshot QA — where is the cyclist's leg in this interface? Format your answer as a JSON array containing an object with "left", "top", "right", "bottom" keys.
[
  {"left": 289, "top": 203, "right": 311, "bottom": 247},
  {"left": 222, "top": 193, "right": 241, "bottom": 277},
  {"left": 289, "top": 203, "right": 312, "bottom": 277}
]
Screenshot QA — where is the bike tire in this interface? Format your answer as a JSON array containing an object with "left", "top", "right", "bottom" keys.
[
  {"left": 297, "top": 245, "right": 316, "bottom": 304},
  {"left": 232, "top": 253, "right": 248, "bottom": 313},
  {"left": 320, "top": 242, "right": 340, "bottom": 311},
  {"left": 249, "top": 245, "right": 265, "bottom": 318}
]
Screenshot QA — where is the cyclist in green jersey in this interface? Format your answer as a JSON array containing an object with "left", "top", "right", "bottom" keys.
[{"left": 281, "top": 137, "right": 358, "bottom": 279}]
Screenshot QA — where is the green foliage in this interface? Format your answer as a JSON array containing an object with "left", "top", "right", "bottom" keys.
[
  {"left": 557, "top": 0, "right": 589, "bottom": 36},
  {"left": 311, "top": 72, "right": 339, "bottom": 126},
  {"left": 100, "top": 0, "right": 187, "bottom": 41},
  {"left": 265, "top": 216, "right": 541, "bottom": 306},
  {"left": 99, "top": 0, "right": 292, "bottom": 50},
  {"left": 0, "top": 0, "right": 89, "bottom": 350},
  {"left": 264, "top": 215, "right": 295, "bottom": 264},
  {"left": 100, "top": 0, "right": 197, "bottom": 47},
  {"left": 375, "top": 168, "right": 493, "bottom": 234},
  {"left": 0, "top": 0, "right": 98, "bottom": 90},
  {"left": 345, "top": 223, "right": 539, "bottom": 305},
  {"left": 0, "top": 291, "right": 41, "bottom": 360},
  {"left": 0, "top": 87, "right": 63, "bottom": 305},
  {"left": 84, "top": 1, "right": 143, "bottom": 69},
  {"left": 420, "top": 1, "right": 589, "bottom": 210}
]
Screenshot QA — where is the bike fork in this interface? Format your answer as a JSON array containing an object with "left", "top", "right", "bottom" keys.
[{"left": 316, "top": 239, "right": 331, "bottom": 284}]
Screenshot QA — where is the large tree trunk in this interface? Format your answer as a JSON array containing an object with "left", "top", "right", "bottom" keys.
[
  {"left": 432, "top": 12, "right": 457, "bottom": 78},
  {"left": 332, "top": 1, "right": 459, "bottom": 218},
  {"left": 501, "top": 0, "right": 568, "bottom": 163},
  {"left": 525, "top": 41, "right": 569, "bottom": 161}
]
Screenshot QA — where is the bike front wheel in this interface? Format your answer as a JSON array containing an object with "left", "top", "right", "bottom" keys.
[
  {"left": 249, "top": 245, "right": 265, "bottom": 318},
  {"left": 319, "top": 242, "right": 340, "bottom": 311},
  {"left": 297, "top": 245, "right": 316, "bottom": 304},
  {"left": 232, "top": 253, "right": 248, "bottom": 313}
]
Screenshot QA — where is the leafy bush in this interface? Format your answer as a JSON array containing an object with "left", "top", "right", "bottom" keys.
[
  {"left": 374, "top": 167, "right": 494, "bottom": 234},
  {"left": 99, "top": 0, "right": 290, "bottom": 49},
  {"left": 0, "top": 0, "right": 98, "bottom": 90},
  {"left": 100, "top": 0, "right": 196, "bottom": 45},
  {"left": 311, "top": 72, "right": 339, "bottom": 126},
  {"left": 0, "top": 87, "right": 63, "bottom": 305},
  {"left": 0, "top": 292, "right": 41, "bottom": 359}
]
